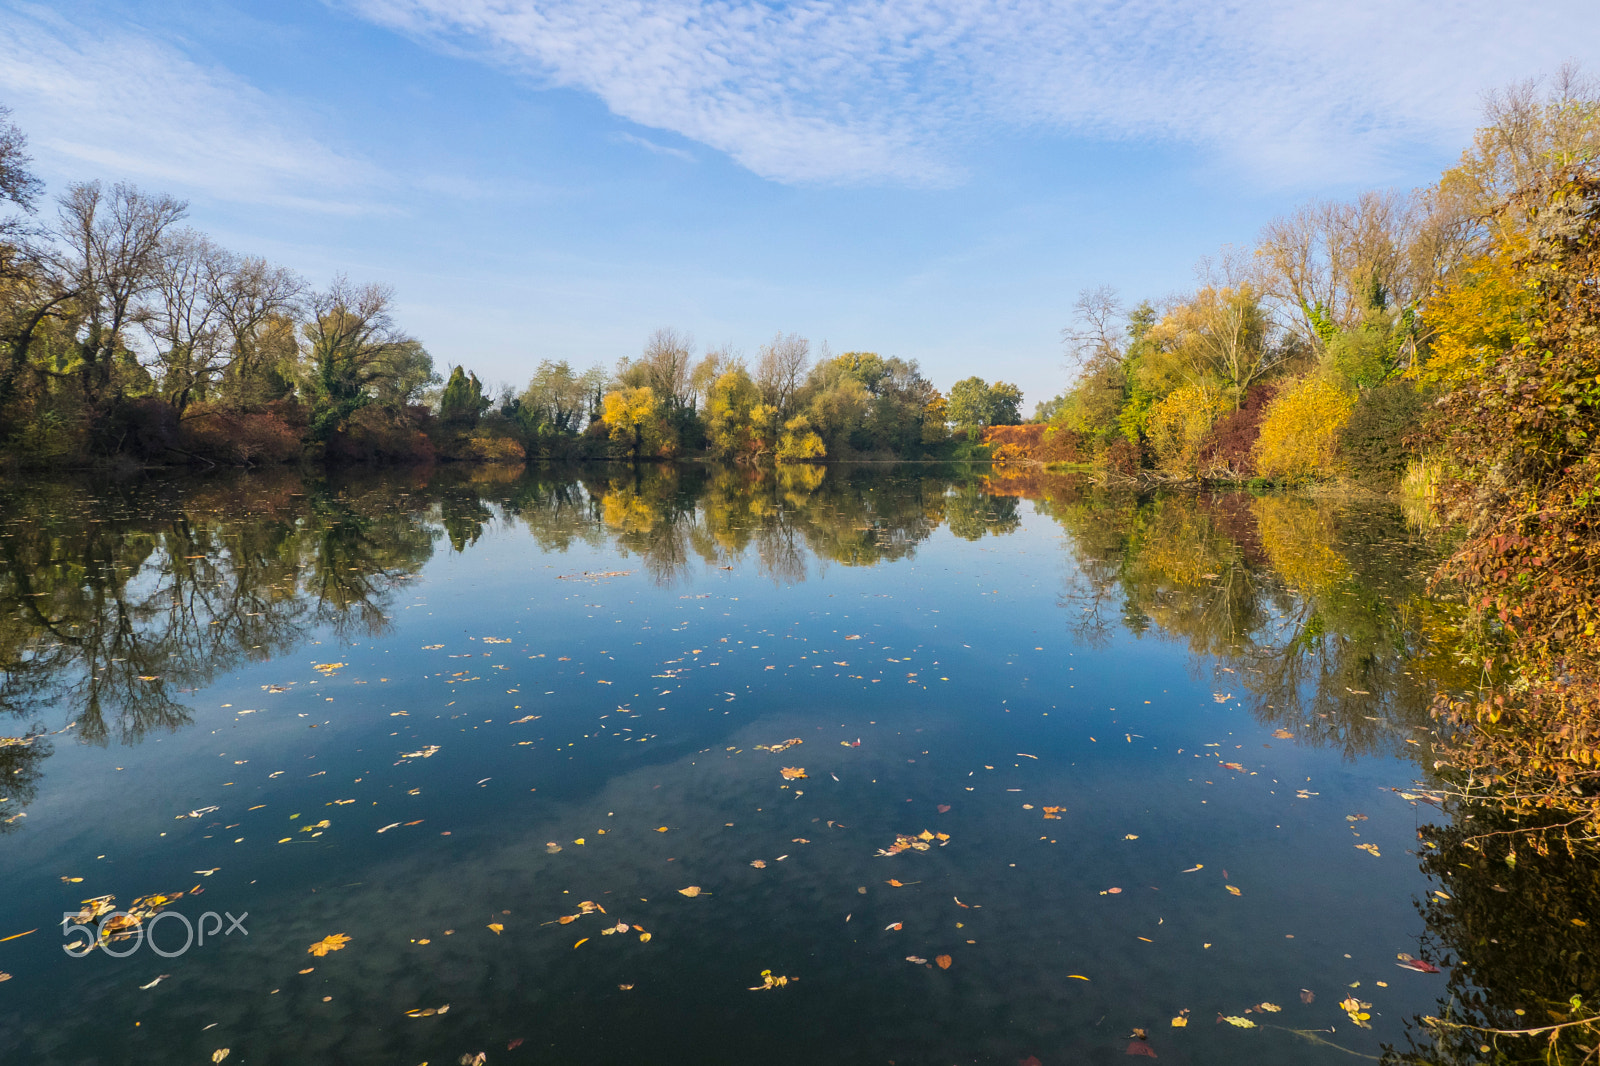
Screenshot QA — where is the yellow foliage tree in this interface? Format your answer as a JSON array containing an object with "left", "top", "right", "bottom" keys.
[
  {"left": 1252, "top": 376, "right": 1354, "bottom": 481},
  {"left": 704, "top": 369, "right": 762, "bottom": 458},
  {"left": 775, "top": 414, "right": 826, "bottom": 463},
  {"left": 1411, "top": 239, "right": 1536, "bottom": 390},
  {"left": 602, "top": 386, "right": 674, "bottom": 460},
  {"left": 1146, "top": 383, "right": 1224, "bottom": 476}
]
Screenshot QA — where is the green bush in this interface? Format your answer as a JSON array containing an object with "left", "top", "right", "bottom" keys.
[{"left": 1338, "top": 381, "right": 1427, "bottom": 486}]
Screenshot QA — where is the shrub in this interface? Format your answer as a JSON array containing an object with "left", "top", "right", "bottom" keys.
[
  {"left": 1338, "top": 381, "right": 1427, "bottom": 485},
  {"left": 463, "top": 435, "right": 526, "bottom": 463},
  {"left": 1252, "top": 376, "right": 1354, "bottom": 482},
  {"left": 1101, "top": 438, "right": 1142, "bottom": 478},
  {"left": 1198, "top": 382, "right": 1280, "bottom": 479},
  {"left": 1147, "top": 384, "right": 1224, "bottom": 477},
  {"left": 180, "top": 404, "right": 302, "bottom": 465},
  {"left": 776, "top": 415, "right": 826, "bottom": 462}
]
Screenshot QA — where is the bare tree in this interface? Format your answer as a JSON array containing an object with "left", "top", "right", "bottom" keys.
[
  {"left": 1061, "top": 286, "right": 1126, "bottom": 370},
  {"left": 754, "top": 331, "right": 809, "bottom": 415},
  {"left": 139, "top": 233, "right": 302, "bottom": 413},
  {"left": 638, "top": 326, "right": 695, "bottom": 411},
  {"left": 0, "top": 103, "right": 43, "bottom": 230},
  {"left": 53, "top": 181, "right": 187, "bottom": 406}
]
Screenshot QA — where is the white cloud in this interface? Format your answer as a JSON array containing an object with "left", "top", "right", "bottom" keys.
[
  {"left": 613, "top": 131, "right": 697, "bottom": 162},
  {"left": 0, "top": 5, "right": 381, "bottom": 211},
  {"left": 348, "top": 0, "right": 1600, "bottom": 187}
]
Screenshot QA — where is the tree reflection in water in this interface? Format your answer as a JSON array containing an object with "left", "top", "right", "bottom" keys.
[{"left": 5, "top": 463, "right": 1589, "bottom": 1062}]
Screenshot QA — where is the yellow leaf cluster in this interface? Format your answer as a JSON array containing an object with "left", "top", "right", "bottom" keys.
[{"left": 1252, "top": 376, "right": 1354, "bottom": 482}]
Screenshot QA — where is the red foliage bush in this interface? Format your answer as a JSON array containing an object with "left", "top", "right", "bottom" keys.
[
  {"left": 1198, "top": 382, "right": 1281, "bottom": 478},
  {"left": 180, "top": 403, "right": 302, "bottom": 465}
]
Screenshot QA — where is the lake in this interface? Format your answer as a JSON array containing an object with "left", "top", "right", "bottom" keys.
[{"left": 0, "top": 463, "right": 1508, "bottom": 1064}]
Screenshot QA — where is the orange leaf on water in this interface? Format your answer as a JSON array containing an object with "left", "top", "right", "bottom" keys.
[{"left": 935, "top": 954, "right": 952, "bottom": 970}]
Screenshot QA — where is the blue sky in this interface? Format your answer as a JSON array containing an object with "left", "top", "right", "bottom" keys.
[{"left": 3, "top": 0, "right": 1597, "bottom": 408}]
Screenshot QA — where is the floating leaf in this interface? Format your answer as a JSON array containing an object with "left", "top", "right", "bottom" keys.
[
  {"left": 678, "top": 886, "right": 702, "bottom": 897},
  {"left": 487, "top": 923, "right": 504, "bottom": 935},
  {"left": 307, "top": 933, "right": 351, "bottom": 957},
  {"left": 1225, "top": 885, "right": 1242, "bottom": 896},
  {"left": 1355, "top": 843, "right": 1381, "bottom": 857},
  {"left": 779, "top": 767, "right": 807, "bottom": 780},
  {"left": 1300, "top": 989, "right": 1315, "bottom": 1004},
  {"left": 936, "top": 804, "right": 951, "bottom": 813},
  {"left": 1126, "top": 1041, "right": 1157, "bottom": 1058},
  {"left": 1220, "top": 1016, "right": 1257, "bottom": 1028},
  {"left": 935, "top": 954, "right": 952, "bottom": 969},
  {"left": 1171, "top": 1016, "right": 1187, "bottom": 1027},
  {"left": 1397, "top": 957, "right": 1441, "bottom": 973},
  {"left": 1255, "top": 1002, "right": 1281, "bottom": 1012},
  {"left": 212, "top": 1051, "right": 230, "bottom": 1064}
]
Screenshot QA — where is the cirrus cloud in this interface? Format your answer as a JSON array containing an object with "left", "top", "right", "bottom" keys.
[{"left": 348, "top": 0, "right": 1600, "bottom": 187}]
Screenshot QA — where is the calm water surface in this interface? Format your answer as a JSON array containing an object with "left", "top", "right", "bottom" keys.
[{"left": 0, "top": 464, "right": 1490, "bottom": 1064}]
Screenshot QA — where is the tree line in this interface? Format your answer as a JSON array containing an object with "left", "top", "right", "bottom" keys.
[
  {"left": 1031, "top": 69, "right": 1600, "bottom": 498},
  {"left": 0, "top": 105, "right": 1024, "bottom": 469}
]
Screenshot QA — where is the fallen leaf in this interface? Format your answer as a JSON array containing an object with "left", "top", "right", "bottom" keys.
[
  {"left": 1126, "top": 1041, "right": 1158, "bottom": 1057},
  {"left": 935, "top": 954, "right": 952, "bottom": 969},
  {"left": 678, "top": 886, "right": 702, "bottom": 897},
  {"left": 885, "top": 922, "right": 902, "bottom": 931},
  {"left": 750, "top": 859, "right": 767, "bottom": 869},
  {"left": 573, "top": 938, "right": 589, "bottom": 949},
  {"left": 905, "top": 955, "right": 927, "bottom": 965},
  {"left": 1220, "top": 1015, "right": 1256, "bottom": 1028},
  {"left": 779, "top": 766, "right": 807, "bottom": 780},
  {"left": 1067, "top": 974, "right": 1090, "bottom": 981},
  {"left": 937, "top": 804, "right": 951, "bottom": 813},
  {"left": 1225, "top": 885, "right": 1242, "bottom": 896},
  {"left": 298, "top": 968, "right": 314, "bottom": 975},
  {"left": 307, "top": 933, "right": 351, "bottom": 957},
  {"left": 1397, "top": 958, "right": 1441, "bottom": 973},
  {"left": 212, "top": 1051, "right": 230, "bottom": 1063},
  {"left": 1272, "top": 728, "right": 1293, "bottom": 739},
  {"left": 1255, "top": 1002, "right": 1281, "bottom": 1012},
  {"left": 1171, "top": 1016, "right": 1188, "bottom": 1027},
  {"left": 487, "top": 923, "right": 504, "bottom": 935},
  {"left": 1355, "top": 843, "right": 1381, "bottom": 857},
  {"left": 1300, "top": 989, "right": 1315, "bottom": 1004}
]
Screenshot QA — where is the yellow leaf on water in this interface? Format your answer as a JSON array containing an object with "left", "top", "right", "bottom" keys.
[
  {"left": 678, "top": 886, "right": 702, "bottom": 897},
  {"left": 487, "top": 923, "right": 504, "bottom": 935},
  {"left": 212, "top": 1051, "right": 230, "bottom": 1063},
  {"left": 1067, "top": 974, "right": 1089, "bottom": 981},
  {"left": 1222, "top": 1016, "right": 1257, "bottom": 1028},
  {"left": 779, "top": 767, "right": 807, "bottom": 780},
  {"left": 1225, "top": 885, "right": 1242, "bottom": 896},
  {"left": 573, "top": 938, "right": 589, "bottom": 949},
  {"left": 638, "top": 931, "right": 652, "bottom": 942},
  {"left": 1171, "top": 1016, "right": 1188, "bottom": 1027},
  {"left": 1256, "top": 1002, "right": 1282, "bottom": 1012},
  {"left": 307, "top": 933, "right": 351, "bottom": 957},
  {"left": 558, "top": 914, "right": 579, "bottom": 924},
  {"left": 656, "top": 826, "right": 670, "bottom": 833}
]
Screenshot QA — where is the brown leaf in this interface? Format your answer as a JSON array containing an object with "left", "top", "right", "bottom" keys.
[
  {"left": 935, "top": 954, "right": 952, "bottom": 969},
  {"left": 1300, "top": 988, "right": 1315, "bottom": 1004},
  {"left": 1126, "top": 1040, "right": 1158, "bottom": 1057}
]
